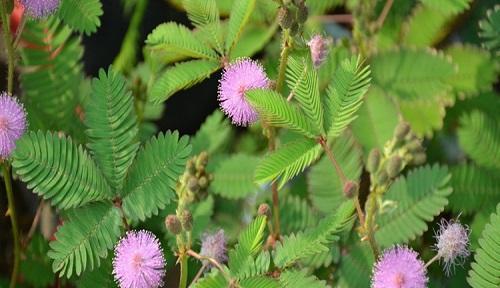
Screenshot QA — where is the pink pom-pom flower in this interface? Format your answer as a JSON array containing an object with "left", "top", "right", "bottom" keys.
[
  {"left": 0, "top": 92, "right": 27, "bottom": 159},
  {"left": 434, "top": 218, "right": 470, "bottom": 275},
  {"left": 371, "top": 246, "right": 428, "bottom": 288},
  {"left": 113, "top": 230, "right": 166, "bottom": 288},
  {"left": 20, "top": 0, "right": 60, "bottom": 18},
  {"left": 200, "top": 229, "right": 227, "bottom": 266},
  {"left": 307, "top": 34, "right": 332, "bottom": 68},
  {"left": 218, "top": 58, "right": 270, "bottom": 126}
]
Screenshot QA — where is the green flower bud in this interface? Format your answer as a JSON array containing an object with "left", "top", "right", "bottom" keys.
[
  {"left": 179, "top": 210, "right": 193, "bottom": 231},
  {"left": 412, "top": 152, "right": 427, "bottom": 165},
  {"left": 296, "top": 2, "right": 308, "bottom": 24},
  {"left": 196, "top": 152, "right": 209, "bottom": 171},
  {"left": 257, "top": 203, "right": 271, "bottom": 218},
  {"left": 386, "top": 155, "right": 403, "bottom": 178},
  {"left": 394, "top": 122, "right": 411, "bottom": 141},
  {"left": 198, "top": 176, "right": 209, "bottom": 189},
  {"left": 367, "top": 148, "right": 381, "bottom": 173},
  {"left": 186, "top": 159, "right": 196, "bottom": 175},
  {"left": 343, "top": 181, "right": 359, "bottom": 198},
  {"left": 187, "top": 177, "right": 200, "bottom": 193},
  {"left": 376, "top": 170, "right": 389, "bottom": 185},
  {"left": 278, "top": 7, "right": 294, "bottom": 29},
  {"left": 165, "top": 215, "right": 182, "bottom": 235},
  {"left": 407, "top": 139, "right": 423, "bottom": 152}
]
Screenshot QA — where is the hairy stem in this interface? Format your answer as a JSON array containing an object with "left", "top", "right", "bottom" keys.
[
  {"left": 3, "top": 164, "right": 20, "bottom": 288},
  {"left": 318, "top": 138, "right": 347, "bottom": 183},
  {"left": 374, "top": 0, "right": 394, "bottom": 30},
  {"left": 275, "top": 29, "right": 291, "bottom": 93},
  {"left": 1, "top": 0, "right": 15, "bottom": 94},
  {"left": 179, "top": 252, "right": 188, "bottom": 288},
  {"left": 187, "top": 250, "right": 231, "bottom": 282},
  {"left": 424, "top": 254, "right": 441, "bottom": 268},
  {"left": 191, "top": 263, "right": 208, "bottom": 285}
]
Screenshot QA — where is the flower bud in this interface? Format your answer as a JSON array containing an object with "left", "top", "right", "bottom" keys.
[
  {"left": 186, "top": 159, "right": 196, "bottom": 175},
  {"left": 412, "top": 152, "right": 427, "bottom": 165},
  {"left": 165, "top": 215, "right": 182, "bottom": 235},
  {"left": 394, "top": 122, "right": 411, "bottom": 141},
  {"left": 376, "top": 170, "right": 389, "bottom": 185},
  {"left": 406, "top": 139, "right": 423, "bottom": 152},
  {"left": 435, "top": 219, "right": 470, "bottom": 275},
  {"left": 278, "top": 7, "right": 294, "bottom": 29},
  {"left": 196, "top": 152, "right": 209, "bottom": 171},
  {"left": 386, "top": 155, "right": 403, "bottom": 178},
  {"left": 257, "top": 203, "right": 271, "bottom": 218},
  {"left": 366, "top": 148, "right": 381, "bottom": 173},
  {"left": 307, "top": 34, "right": 331, "bottom": 68},
  {"left": 187, "top": 177, "right": 200, "bottom": 193},
  {"left": 179, "top": 210, "right": 193, "bottom": 231},
  {"left": 198, "top": 176, "right": 209, "bottom": 189},
  {"left": 343, "top": 181, "right": 359, "bottom": 198},
  {"left": 296, "top": 2, "right": 308, "bottom": 24}
]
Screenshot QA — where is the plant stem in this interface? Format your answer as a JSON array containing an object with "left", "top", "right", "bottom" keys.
[
  {"left": 424, "top": 254, "right": 441, "bottom": 269},
  {"left": 1, "top": 0, "right": 15, "bottom": 94},
  {"left": 3, "top": 164, "right": 20, "bottom": 288},
  {"left": 23, "top": 200, "right": 44, "bottom": 248},
  {"left": 112, "top": 0, "right": 148, "bottom": 73},
  {"left": 191, "top": 263, "right": 208, "bottom": 285},
  {"left": 374, "top": 0, "right": 394, "bottom": 30},
  {"left": 179, "top": 252, "right": 188, "bottom": 288},
  {"left": 187, "top": 250, "right": 231, "bottom": 282},
  {"left": 318, "top": 138, "right": 347, "bottom": 183},
  {"left": 275, "top": 29, "right": 291, "bottom": 93}
]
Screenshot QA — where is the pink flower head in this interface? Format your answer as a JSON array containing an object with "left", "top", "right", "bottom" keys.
[
  {"left": 372, "top": 246, "right": 428, "bottom": 288},
  {"left": 307, "top": 34, "right": 332, "bottom": 68},
  {"left": 113, "top": 230, "right": 166, "bottom": 288},
  {"left": 20, "top": 0, "right": 60, "bottom": 18},
  {"left": 200, "top": 229, "right": 227, "bottom": 266},
  {"left": 0, "top": 92, "right": 27, "bottom": 159},
  {"left": 218, "top": 58, "right": 270, "bottom": 126},
  {"left": 434, "top": 218, "right": 470, "bottom": 275}
]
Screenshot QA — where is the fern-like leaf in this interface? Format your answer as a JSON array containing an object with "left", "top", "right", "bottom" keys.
[
  {"left": 76, "top": 255, "right": 116, "bottom": 288},
  {"left": 419, "top": 0, "right": 471, "bottom": 15},
  {"left": 191, "top": 110, "right": 232, "bottom": 155},
  {"left": 325, "top": 55, "right": 371, "bottom": 138},
  {"left": 57, "top": 0, "right": 103, "bottom": 35},
  {"left": 285, "top": 56, "right": 324, "bottom": 132},
  {"left": 228, "top": 216, "right": 267, "bottom": 276},
  {"left": 225, "top": 0, "right": 257, "bottom": 54},
  {"left": 48, "top": 202, "right": 122, "bottom": 278},
  {"left": 336, "top": 243, "right": 374, "bottom": 288},
  {"left": 402, "top": 4, "right": 454, "bottom": 47},
  {"left": 279, "top": 195, "right": 317, "bottom": 234},
  {"left": 122, "top": 131, "right": 191, "bottom": 221},
  {"left": 279, "top": 270, "right": 328, "bottom": 288},
  {"left": 458, "top": 110, "right": 500, "bottom": 170},
  {"left": 236, "top": 251, "right": 271, "bottom": 280},
  {"left": 149, "top": 59, "right": 220, "bottom": 103},
  {"left": 273, "top": 201, "right": 355, "bottom": 268},
  {"left": 146, "top": 22, "right": 217, "bottom": 59},
  {"left": 246, "top": 89, "right": 319, "bottom": 138},
  {"left": 467, "top": 203, "right": 500, "bottom": 288},
  {"left": 182, "top": 0, "right": 223, "bottom": 54},
  {"left": 254, "top": 138, "right": 321, "bottom": 189},
  {"left": 212, "top": 154, "right": 260, "bottom": 199},
  {"left": 479, "top": 5, "right": 500, "bottom": 56},
  {"left": 12, "top": 131, "right": 112, "bottom": 209},
  {"left": 375, "top": 165, "right": 453, "bottom": 247},
  {"left": 239, "top": 277, "right": 279, "bottom": 288},
  {"left": 192, "top": 270, "right": 228, "bottom": 288},
  {"left": 85, "top": 67, "right": 139, "bottom": 191}
]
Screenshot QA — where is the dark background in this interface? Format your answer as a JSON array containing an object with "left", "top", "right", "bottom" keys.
[{"left": 84, "top": 0, "right": 220, "bottom": 136}]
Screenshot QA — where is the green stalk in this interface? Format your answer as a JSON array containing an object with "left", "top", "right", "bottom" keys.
[
  {"left": 275, "top": 29, "right": 291, "bottom": 93},
  {"left": 4, "top": 164, "right": 20, "bottom": 288},
  {"left": 179, "top": 253, "right": 188, "bottom": 288},
  {"left": 1, "top": 0, "right": 15, "bottom": 94},
  {"left": 112, "top": 0, "right": 148, "bottom": 73}
]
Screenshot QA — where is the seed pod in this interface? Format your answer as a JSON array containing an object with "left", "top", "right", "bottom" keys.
[
  {"left": 257, "top": 203, "right": 271, "bottom": 218},
  {"left": 165, "top": 215, "right": 182, "bottom": 235},
  {"left": 343, "top": 181, "right": 359, "bottom": 198},
  {"left": 386, "top": 155, "right": 403, "bottom": 178},
  {"left": 179, "top": 210, "right": 193, "bottom": 231},
  {"left": 394, "top": 122, "right": 411, "bottom": 141},
  {"left": 278, "top": 7, "right": 294, "bottom": 29},
  {"left": 367, "top": 148, "right": 381, "bottom": 173}
]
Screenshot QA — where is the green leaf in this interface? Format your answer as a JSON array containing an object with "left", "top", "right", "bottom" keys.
[
  {"left": 246, "top": 89, "right": 319, "bottom": 138},
  {"left": 19, "top": 17, "right": 84, "bottom": 136},
  {"left": 479, "top": 5, "right": 500, "bottom": 56},
  {"left": 85, "top": 67, "right": 139, "bottom": 191},
  {"left": 308, "top": 132, "right": 363, "bottom": 213},
  {"left": 448, "top": 164, "right": 500, "bottom": 215},
  {"left": 336, "top": 243, "right": 374, "bottom": 288},
  {"left": 146, "top": 22, "right": 217, "bottom": 59},
  {"left": 254, "top": 138, "right": 321, "bottom": 189},
  {"left": 280, "top": 195, "right": 317, "bottom": 234},
  {"left": 212, "top": 154, "right": 260, "bottom": 199},
  {"left": 191, "top": 110, "right": 232, "bottom": 155},
  {"left": 402, "top": 4, "right": 451, "bottom": 48},
  {"left": 285, "top": 56, "right": 324, "bottom": 132},
  {"left": 375, "top": 165, "right": 453, "bottom": 247},
  {"left": 12, "top": 131, "right": 113, "bottom": 209},
  {"left": 351, "top": 88, "right": 399, "bottom": 153},
  {"left": 279, "top": 270, "right": 328, "bottom": 288},
  {"left": 230, "top": 23, "right": 278, "bottom": 60},
  {"left": 122, "top": 131, "right": 191, "bottom": 221},
  {"left": 467, "top": 203, "right": 500, "bottom": 288},
  {"left": 225, "top": 0, "right": 257, "bottom": 53},
  {"left": 58, "top": 0, "right": 103, "bottom": 35},
  {"left": 236, "top": 251, "right": 271, "bottom": 280},
  {"left": 445, "top": 44, "right": 497, "bottom": 98},
  {"left": 149, "top": 59, "right": 220, "bottom": 103},
  {"left": 325, "top": 55, "right": 371, "bottom": 138},
  {"left": 371, "top": 48, "right": 456, "bottom": 100},
  {"left": 419, "top": 0, "right": 471, "bottom": 15},
  {"left": 48, "top": 202, "right": 122, "bottom": 278},
  {"left": 458, "top": 110, "right": 500, "bottom": 170},
  {"left": 240, "top": 277, "right": 279, "bottom": 288},
  {"left": 77, "top": 255, "right": 116, "bottom": 288},
  {"left": 192, "top": 270, "right": 228, "bottom": 288},
  {"left": 20, "top": 234, "right": 54, "bottom": 288},
  {"left": 399, "top": 98, "right": 448, "bottom": 137},
  {"left": 273, "top": 201, "right": 355, "bottom": 268},
  {"left": 228, "top": 216, "right": 267, "bottom": 276},
  {"left": 182, "top": 0, "right": 223, "bottom": 54}
]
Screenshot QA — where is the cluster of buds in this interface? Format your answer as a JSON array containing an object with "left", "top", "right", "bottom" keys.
[
  {"left": 165, "top": 210, "right": 193, "bottom": 236},
  {"left": 180, "top": 151, "right": 213, "bottom": 203},
  {"left": 366, "top": 122, "right": 426, "bottom": 189},
  {"left": 278, "top": 0, "right": 308, "bottom": 33}
]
